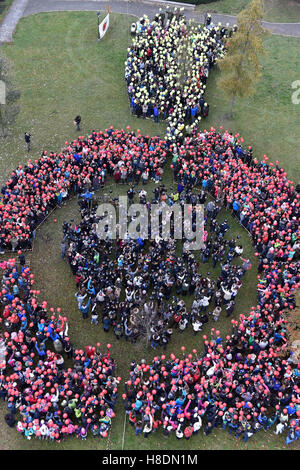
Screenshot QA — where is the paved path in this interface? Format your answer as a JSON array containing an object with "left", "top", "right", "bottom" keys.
[
  {"left": 0, "top": 0, "right": 29, "bottom": 43},
  {"left": 0, "top": 0, "right": 300, "bottom": 44}
]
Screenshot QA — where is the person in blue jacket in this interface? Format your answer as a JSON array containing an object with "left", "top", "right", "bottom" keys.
[
  {"left": 154, "top": 105, "right": 159, "bottom": 123},
  {"left": 80, "top": 298, "right": 90, "bottom": 319}
]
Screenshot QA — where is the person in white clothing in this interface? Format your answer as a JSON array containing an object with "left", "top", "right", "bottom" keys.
[
  {"left": 75, "top": 291, "right": 87, "bottom": 308},
  {"left": 192, "top": 413, "right": 202, "bottom": 434}
]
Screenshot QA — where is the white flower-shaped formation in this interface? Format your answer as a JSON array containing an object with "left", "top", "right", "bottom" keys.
[{"left": 126, "top": 11, "right": 230, "bottom": 139}]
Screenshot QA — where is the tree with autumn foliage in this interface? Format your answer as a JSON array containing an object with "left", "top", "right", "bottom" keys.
[{"left": 217, "top": 0, "right": 268, "bottom": 119}]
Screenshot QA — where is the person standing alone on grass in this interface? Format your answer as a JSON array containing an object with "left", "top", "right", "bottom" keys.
[
  {"left": 74, "top": 115, "right": 81, "bottom": 131},
  {"left": 24, "top": 132, "right": 31, "bottom": 152}
]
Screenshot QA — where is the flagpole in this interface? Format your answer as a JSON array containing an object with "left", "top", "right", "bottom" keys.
[{"left": 97, "top": 11, "right": 101, "bottom": 41}]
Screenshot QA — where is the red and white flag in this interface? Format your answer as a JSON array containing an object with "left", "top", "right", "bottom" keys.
[{"left": 99, "top": 13, "right": 110, "bottom": 40}]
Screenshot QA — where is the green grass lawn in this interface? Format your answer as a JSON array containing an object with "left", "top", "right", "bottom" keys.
[
  {"left": 196, "top": 0, "right": 300, "bottom": 23},
  {"left": 0, "top": 11, "right": 299, "bottom": 450}
]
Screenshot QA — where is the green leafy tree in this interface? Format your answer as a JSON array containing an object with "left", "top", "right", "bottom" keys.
[
  {"left": 217, "top": 0, "right": 268, "bottom": 119},
  {"left": 0, "top": 52, "right": 21, "bottom": 137}
]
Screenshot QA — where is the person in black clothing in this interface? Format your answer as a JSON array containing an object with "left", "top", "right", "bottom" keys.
[
  {"left": 18, "top": 250, "right": 26, "bottom": 266},
  {"left": 204, "top": 13, "right": 212, "bottom": 27},
  {"left": 24, "top": 132, "right": 31, "bottom": 152},
  {"left": 246, "top": 147, "right": 253, "bottom": 165},
  {"left": 5, "top": 413, "right": 15, "bottom": 428},
  {"left": 127, "top": 186, "right": 135, "bottom": 205},
  {"left": 199, "top": 95, "right": 205, "bottom": 115},
  {"left": 74, "top": 115, "right": 81, "bottom": 131}
]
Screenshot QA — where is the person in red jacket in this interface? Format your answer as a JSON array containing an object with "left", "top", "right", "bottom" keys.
[{"left": 114, "top": 169, "right": 121, "bottom": 183}]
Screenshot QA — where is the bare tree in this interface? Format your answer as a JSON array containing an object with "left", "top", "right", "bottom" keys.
[{"left": 130, "top": 300, "right": 158, "bottom": 349}]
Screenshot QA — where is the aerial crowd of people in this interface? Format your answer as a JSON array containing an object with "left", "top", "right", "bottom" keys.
[
  {"left": 0, "top": 4, "right": 299, "bottom": 447},
  {"left": 0, "top": 255, "right": 120, "bottom": 441},
  {"left": 126, "top": 10, "right": 231, "bottom": 139},
  {"left": 63, "top": 182, "right": 248, "bottom": 348},
  {"left": 0, "top": 123, "right": 298, "bottom": 445},
  {"left": 0, "top": 128, "right": 168, "bottom": 253}
]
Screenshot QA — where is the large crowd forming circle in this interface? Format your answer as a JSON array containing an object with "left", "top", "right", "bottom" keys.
[
  {"left": 0, "top": 8, "right": 299, "bottom": 448},
  {"left": 0, "top": 124, "right": 299, "bottom": 445}
]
